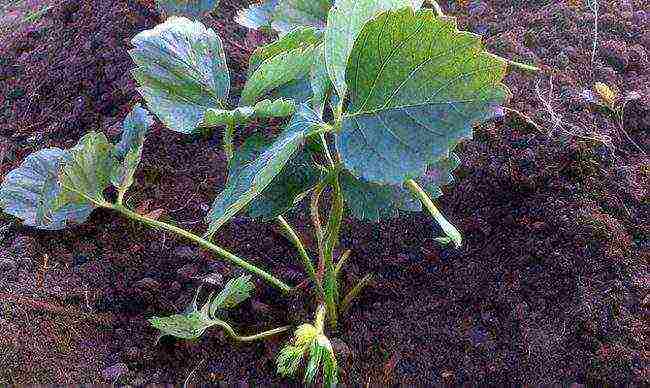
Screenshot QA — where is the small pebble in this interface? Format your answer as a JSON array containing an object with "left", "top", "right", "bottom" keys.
[{"left": 102, "top": 363, "right": 128, "bottom": 382}]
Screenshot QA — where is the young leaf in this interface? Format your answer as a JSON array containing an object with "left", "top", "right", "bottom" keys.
[
  {"left": 324, "top": 0, "right": 423, "bottom": 98},
  {"left": 130, "top": 17, "right": 230, "bottom": 134},
  {"left": 202, "top": 98, "right": 296, "bottom": 128},
  {"left": 111, "top": 104, "right": 154, "bottom": 194},
  {"left": 337, "top": 8, "right": 509, "bottom": 184},
  {"left": 205, "top": 104, "right": 323, "bottom": 238},
  {"left": 149, "top": 312, "right": 213, "bottom": 340},
  {"left": 156, "top": 0, "right": 220, "bottom": 19},
  {"left": 60, "top": 132, "right": 115, "bottom": 206},
  {"left": 235, "top": 0, "right": 278, "bottom": 31},
  {"left": 310, "top": 44, "right": 332, "bottom": 117},
  {"left": 240, "top": 45, "right": 318, "bottom": 106},
  {"left": 248, "top": 27, "right": 321, "bottom": 75},
  {"left": 271, "top": 0, "right": 332, "bottom": 33},
  {"left": 0, "top": 148, "right": 94, "bottom": 230},
  {"left": 210, "top": 275, "right": 254, "bottom": 311}
]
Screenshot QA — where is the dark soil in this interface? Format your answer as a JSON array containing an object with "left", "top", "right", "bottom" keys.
[{"left": 0, "top": 0, "right": 648, "bottom": 385}]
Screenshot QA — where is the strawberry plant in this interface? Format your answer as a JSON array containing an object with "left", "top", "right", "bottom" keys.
[{"left": 0, "top": 0, "right": 537, "bottom": 385}]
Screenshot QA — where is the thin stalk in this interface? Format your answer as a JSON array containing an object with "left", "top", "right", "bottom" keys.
[
  {"left": 323, "top": 173, "right": 344, "bottom": 328},
  {"left": 505, "top": 58, "right": 540, "bottom": 73},
  {"left": 310, "top": 182, "right": 327, "bottom": 277},
  {"left": 339, "top": 274, "right": 373, "bottom": 316},
  {"left": 428, "top": 0, "right": 445, "bottom": 17},
  {"left": 319, "top": 132, "right": 335, "bottom": 168},
  {"left": 334, "top": 249, "right": 352, "bottom": 276},
  {"left": 223, "top": 121, "right": 235, "bottom": 161},
  {"left": 405, "top": 179, "right": 462, "bottom": 248},
  {"left": 109, "top": 203, "right": 293, "bottom": 292},
  {"left": 276, "top": 215, "right": 324, "bottom": 299},
  {"left": 214, "top": 319, "right": 291, "bottom": 342}
]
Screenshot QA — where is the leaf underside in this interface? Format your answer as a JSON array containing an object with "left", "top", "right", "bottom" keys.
[
  {"left": 340, "top": 153, "right": 460, "bottom": 221},
  {"left": 0, "top": 148, "right": 93, "bottom": 230},
  {"left": 337, "top": 8, "right": 509, "bottom": 185},
  {"left": 205, "top": 104, "right": 323, "bottom": 238},
  {"left": 112, "top": 104, "right": 154, "bottom": 192},
  {"left": 130, "top": 17, "right": 230, "bottom": 134},
  {"left": 156, "top": 0, "right": 220, "bottom": 18}
]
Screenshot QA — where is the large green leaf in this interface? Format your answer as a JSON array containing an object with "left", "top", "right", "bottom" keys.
[
  {"left": 272, "top": 0, "right": 332, "bottom": 33},
  {"left": 240, "top": 44, "right": 318, "bottom": 106},
  {"left": 130, "top": 17, "right": 229, "bottom": 134},
  {"left": 340, "top": 153, "right": 460, "bottom": 221},
  {"left": 324, "top": 0, "right": 423, "bottom": 98},
  {"left": 60, "top": 132, "right": 115, "bottom": 205},
  {"left": 232, "top": 135, "right": 322, "bottom": 220},
  {"left": 0, "top": 149, "right": 94, "bottom": 230},
  {"left": 205, "top": 104, "right": 323, "bottom": 237},
  {"left": 111, "top": 104, "right": 154, "bottom": 193},
  {"left": 337, "top": 8, "right": 509, "bottom": 184},
  {"left": 202, "top": 98, "right": 296, "bottom": 127},
  {"left": 156, "top": 0, "right": 220, "bottom": 18},
  {"left": 248, "top": 27, "right": 321, "bottom": 75}
]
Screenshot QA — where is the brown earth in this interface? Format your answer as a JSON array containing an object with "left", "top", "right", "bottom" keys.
[{"left": 0, "top": 0, "right": 648, "bottom": 385}]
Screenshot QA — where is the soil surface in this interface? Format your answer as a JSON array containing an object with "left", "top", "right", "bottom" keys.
[{"left": 0, "top": 0, "right": 648, "bottom": 385}]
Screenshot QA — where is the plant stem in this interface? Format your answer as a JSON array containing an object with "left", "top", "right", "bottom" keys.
[
  {"left": 223, "top": 122, "right": 235, "bottom": 161},
  {"left": 428, "top": 0, "right": 445, "bottom": 17},
  {"left": 276, "top": 215, "right": 324, "bottom": 298},
  {"left": 323, "top": 173, "right": 344, "bottom": 328},
  {"left": 310, "top": 183, "right": 327, "bottom": 277},
  {"left": 109, "top": 203, "right": 293, "bottom": 292},
  {"left": 405, "top": 179, "right": 462, "bottom": 248},
  {"left": 505, "top": 58, "right": 540, "bottom": 73},
  {"left": 214, "top": 319, "right": 291, "bottom": 342},
  {"left": 320, "top": 132, "right": 335, "bottom": 168}
]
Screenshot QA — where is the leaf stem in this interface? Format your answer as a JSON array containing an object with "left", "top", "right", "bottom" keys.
[
  {"left": 310, "top": 182, "right": 327, "bottom": 277},
  {"left": 319, "top": 132, "right": 335, "bottom": 168},
  {"left": 323, "top": 173, "right": 344, "bottom": 328},
  {"left": 428, "top": 0, "right": 445, "bottom": 17},
  {"left": 505, "top": 58, "right": 540, "bottom": 73},
  {"left": 276, "top": 215, "right": 324, "bottom": 299},
  {"left": 109, "top": 203, "right": 293, "bottom": 292},
  {"left": 214, "top": 319, "right": 291, "bottom": 342},
  {"left": 405, "top": 179, "right": 462, "bottom": 248},
  {"left": 224, "top": 122, "right": 235, "bottom": 161}
]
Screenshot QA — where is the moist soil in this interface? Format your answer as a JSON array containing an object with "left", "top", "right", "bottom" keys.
[{"left": 0, "top": 0, "right": 648, "bottom": 385}]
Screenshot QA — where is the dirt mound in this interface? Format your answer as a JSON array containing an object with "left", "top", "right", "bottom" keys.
[{"left": 0, "top": 0, "right": 648, "bottom": 385}]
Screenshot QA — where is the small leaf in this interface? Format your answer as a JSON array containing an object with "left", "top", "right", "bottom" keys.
[
  {"left": 248, "top": 27, "right": 321, "bottom": 75},
  {"left": 337, "top": 8, "right": 509, "bottom": 184},
  {"left": 202, "top": 98, "right": 296, "bottom": 128},
  {"left": 205, "top": 104, "right": 323, "bottom": 237},
  {"left": 240, "top": 45, "right": 317, "bottom": 106},
  {"left": 149, "top": 312, "right": 212, "bottom": 340},
  {"left": 0, "top": 148, "right": 94, "bottom": 230},
  {"left": 324, "top": 0, "right": 423, "bottom": 98},
  {"left": 210, "top": 275, "right": 254, "bottom": 313},
  {"left": 60, "top": 132, "right": 115, "bottom": 205},
  {"left": 271, "top": 0, "right": 332, "bottom": 33},
  {"left": 111, "top": 104, "right": 154, "bottom": 193},
  {"left": 156, "top": 0, "right": 220, "bottom": 19},
  {"left": 310, "top": 43, "right": 332, "bottom": 117},
  {"left": 235, "top": 0, "right": 278, "bottom": 31},
  {"left": 130, "top": 17, "right": 230, "bottom": 134}
]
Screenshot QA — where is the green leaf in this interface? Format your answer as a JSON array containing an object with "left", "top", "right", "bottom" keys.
[
  {"left": 241, "top": 44, "right": 318, "bottom": 106},
  {"left": 271, "top": 0, "right": 332, "bottom": 33},
  {"left": 235, "top": 0, "right": 278, "bottom": 31},
  {"left": 340, "top": 153, "right": 460, "bottom": 221},
  {"left": 234, "top": 136, "right": 321, "bottom": 220},
  {"left": 60, "top": 132, "right": 115, "bottom": 205},
  {"left": 310, "top": 44, "right": 332, "bottom": 117},
  {"left": 337, "top": 8, "right": 509, "bottom": 184},
  {"left": 205, "top": 104, "right": 323, "bottom": 238},
  {"left": 324, "top": 0, "right": 423, "bottom": 98},
  {"left": 111, "top": 104, "right": 154, "bottom": 194},
  {"left": 130, "top": 17, "right": 230, "bottom": 134},
  {"left": 0, "top": 149, "right": 94, "bottom": 230},
  {"left": 156, "top": 0, "right": 220, "bottom": 18},
  {"left": 202, "top": 98, "right": 296, "bottom": 127},
  {"left": 248, "top": 27, "right": 321, "bottom": 75},
  {"left": 149, "top": 312, "right": 212, "bottom": 340},
  {"left": 210, "top": 275, "right": 254, "bottom": 312}
]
